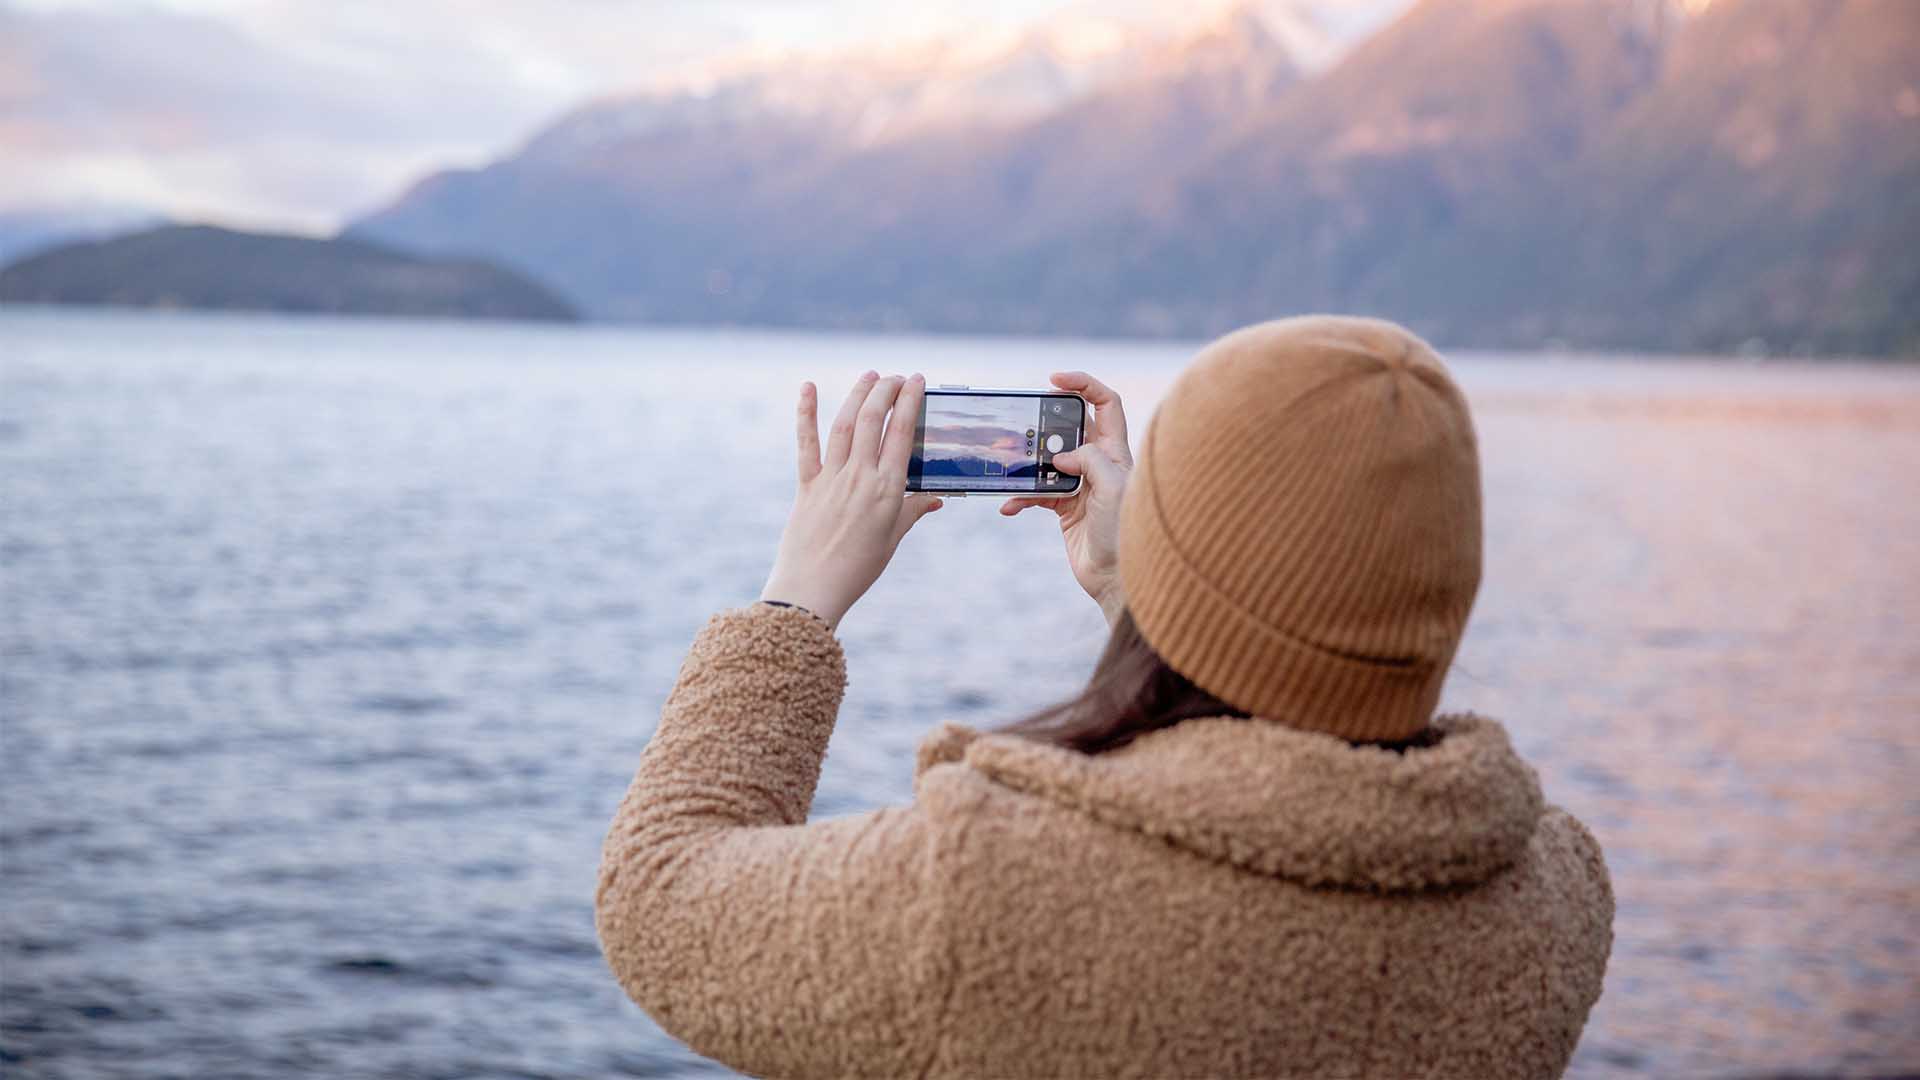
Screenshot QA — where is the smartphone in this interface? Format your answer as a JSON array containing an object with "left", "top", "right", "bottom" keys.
[{"left": 908, "top": 385, "right": 1087, "bottom": 497}]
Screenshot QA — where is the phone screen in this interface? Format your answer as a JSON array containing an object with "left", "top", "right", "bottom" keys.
[{"left": 908, "top": 390, "right": 1085, "bottom": 495}]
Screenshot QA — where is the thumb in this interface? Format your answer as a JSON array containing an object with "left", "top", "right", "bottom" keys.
[
  {"left": 894, "top": 494, "right": 943, "bottom": 541},
  {"left": 1052, "top": 444, "right": 1122, "bottom": 487}
]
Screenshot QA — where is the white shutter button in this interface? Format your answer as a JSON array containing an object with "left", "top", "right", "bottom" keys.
[{"left": 1045, "top": 433, "right": 1065, "bottom": 454}]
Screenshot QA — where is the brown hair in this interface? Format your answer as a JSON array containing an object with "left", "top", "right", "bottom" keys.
[
  {"left": 1001, "top": 607, "right": 1446, "bottom": 756},
  {"left": 998, "top": 608, "right": 1248, "bottom": 755}
]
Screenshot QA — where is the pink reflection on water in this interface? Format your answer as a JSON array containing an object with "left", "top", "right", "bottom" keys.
[{"left": 1452, "top": 366, "right": 1920, "bottom": 1075}]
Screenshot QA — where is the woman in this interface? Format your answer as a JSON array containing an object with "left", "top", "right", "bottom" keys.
[{"left": 596, "top": 316, "right": 1614, "bottom": 1078}]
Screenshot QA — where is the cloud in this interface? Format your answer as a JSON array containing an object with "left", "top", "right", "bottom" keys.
[
  {"left": 0, "top": 0, "right": 749, "bottom": 229},
  {"left": 925, "top": 425, "right": 1029, "bottom": 451},
  {"left": 931, "top": 409, "right": 1010, "bottom": 422}
]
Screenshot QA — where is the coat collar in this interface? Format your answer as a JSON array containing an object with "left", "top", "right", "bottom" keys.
[{"left": 916, "top": 714, "right": 1542, "bottom": 892}]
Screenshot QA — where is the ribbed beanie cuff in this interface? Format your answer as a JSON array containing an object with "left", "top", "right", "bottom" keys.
[{"left": 1123, "top": 452, "right": 1446, "bottom": 742}]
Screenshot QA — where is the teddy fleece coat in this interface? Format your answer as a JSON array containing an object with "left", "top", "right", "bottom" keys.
[{"left": 596, "top": 605, "right": 1614, "bottom": 1078}]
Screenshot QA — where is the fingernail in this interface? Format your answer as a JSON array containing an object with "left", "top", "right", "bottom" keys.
[{"left": 862, "top": 370, "right": 878, "bottom": 380}]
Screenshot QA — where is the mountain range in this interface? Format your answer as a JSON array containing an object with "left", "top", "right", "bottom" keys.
[
  {"left": 919, "top": 455, "right": 1040, "bottom": 478},
  {"left": 9, "top": 0, "right": 1914, "bottom": 353},
  {"left": 348, "top": 0, "right": 1920, "bottom": 355}
]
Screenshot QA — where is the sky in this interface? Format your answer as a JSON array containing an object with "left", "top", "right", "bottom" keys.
[
  {"left": 922, "top": 396, "right": 1042, "bottom": 469},
  {"left": 0, "top": 0, "right": 1413, "bottom": 235}
]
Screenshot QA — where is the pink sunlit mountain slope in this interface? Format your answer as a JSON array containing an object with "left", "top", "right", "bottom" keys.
[{"left": 333, "top": 0, "right": 1919, "bottom": 354}]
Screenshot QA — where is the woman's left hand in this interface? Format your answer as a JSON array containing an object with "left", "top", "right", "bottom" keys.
[{"left": 759, "top": 372, "right": 943, "bottom": 628}]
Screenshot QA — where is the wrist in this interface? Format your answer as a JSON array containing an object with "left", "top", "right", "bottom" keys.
[
  {"left": 759, "top": 598, "right": 833, "bottom": 627},
  {"left": 760, "top": 578, "right": 845, "bottom": 628}
]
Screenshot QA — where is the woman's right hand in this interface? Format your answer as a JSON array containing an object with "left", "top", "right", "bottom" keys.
[
  {"left": 760, "top": 372, "right": 942, "bottom": 629},
  {"left": 1000, "top": 371, "right": 1133, "bottom": 626}
]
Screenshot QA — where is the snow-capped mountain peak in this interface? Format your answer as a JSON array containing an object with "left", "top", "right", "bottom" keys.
[{"left": 526, "top": 2, "right": 1343, "bottom": 159}]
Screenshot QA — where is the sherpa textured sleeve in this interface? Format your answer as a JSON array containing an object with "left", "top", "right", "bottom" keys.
[{"left": 595, "top": 604, "right": 950, "bottom": 1079}]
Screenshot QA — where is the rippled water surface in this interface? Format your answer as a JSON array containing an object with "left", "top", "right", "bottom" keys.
[{"left": 3, "top": 309, "right": 1917, "bottom": 1078}]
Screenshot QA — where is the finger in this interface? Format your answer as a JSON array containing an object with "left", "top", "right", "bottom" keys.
[
  {"left": 1050, "top": 370, "right": 1129, "bottom": 449},
  {"left": 878, "top": 373, "right": 924, "bottom": 486},
  {"left": 1051, "top": 444, "right": 1124, "bottom": 487},
  {"left": 999, "top": 496, "right": 1059, "bottom": 517},
  {"left": 851, "top": 374, "right": 905, "bottom": 468},
  {"left": 894, "top": 494, "right": 943, "bottom": 542},
  {"left": 795, "top": 382, "right": 821, "bottom": 483},
  {"left": 825, "top": 370, "right": 879, "bottom": 470}
]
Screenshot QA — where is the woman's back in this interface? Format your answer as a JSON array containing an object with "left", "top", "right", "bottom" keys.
[
  {"left": 598, "top": 611, "right": 1611, "bottom": 1078},
  {"left": 914, "top": 716, "right": 1611, "bottom": 1078}
]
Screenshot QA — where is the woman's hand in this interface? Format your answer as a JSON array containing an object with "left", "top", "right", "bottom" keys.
[
  {"left": 760, "top": 372, "right": 943, "bottom": 628},
  {"left": 1000, "top": 371, "right": 1132, "bottom": 625}
]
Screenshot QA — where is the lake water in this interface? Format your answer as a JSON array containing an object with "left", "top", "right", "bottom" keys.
[{"left": 2, "top": 308, "right": 1916, "bottom": 1079}]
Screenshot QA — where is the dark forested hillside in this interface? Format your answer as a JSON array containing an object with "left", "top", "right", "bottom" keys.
[{"left": 0, "top": 225, "right": 579, "bottom": 322}]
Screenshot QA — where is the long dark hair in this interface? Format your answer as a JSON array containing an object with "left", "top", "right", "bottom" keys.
[{"left": 997, "top": 608, "right": 1248, "bottom": 755}]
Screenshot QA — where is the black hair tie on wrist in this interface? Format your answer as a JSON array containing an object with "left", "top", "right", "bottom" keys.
[{"left": 759, "top": 599, "right": 828, "bottom": 625}]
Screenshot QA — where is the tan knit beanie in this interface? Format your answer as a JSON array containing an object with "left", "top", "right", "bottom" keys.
[{"left": 1118, "top": 316, "right": 1482, "bottom": 743}]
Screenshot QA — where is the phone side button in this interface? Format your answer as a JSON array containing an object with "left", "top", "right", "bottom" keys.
[{"left": 937, "top": 383, "right": 969, "bottom": 390}]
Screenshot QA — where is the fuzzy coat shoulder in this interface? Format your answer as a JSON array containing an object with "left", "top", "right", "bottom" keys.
[{"left": 597, "top": 605, "right": 1614, "bottom": 1079}]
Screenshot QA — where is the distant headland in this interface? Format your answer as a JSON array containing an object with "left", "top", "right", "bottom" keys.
[{"left": 0, "top": 225, "right": 579, "bottom": 323}]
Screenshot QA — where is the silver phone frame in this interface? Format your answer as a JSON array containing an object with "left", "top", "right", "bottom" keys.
[{"left": 912, "top": 384, "right": 1088, "bottom": 499}]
